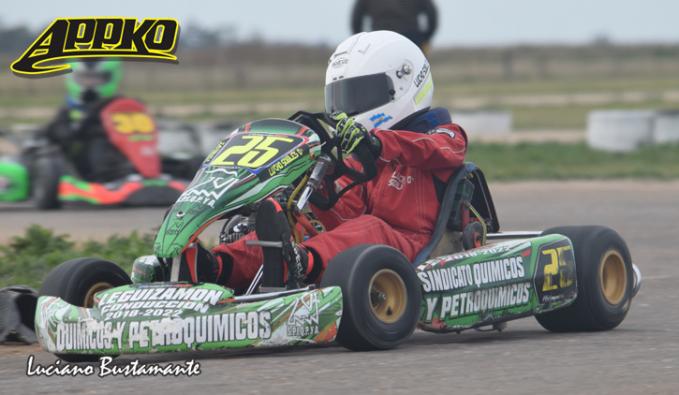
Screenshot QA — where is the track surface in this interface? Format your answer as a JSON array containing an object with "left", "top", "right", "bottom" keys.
[{"left": 1, "top": 180, "right": 677, "bottom": 394}]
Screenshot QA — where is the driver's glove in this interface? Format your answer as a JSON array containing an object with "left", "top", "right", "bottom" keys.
[{"left": 331, "top": 112, "right": 381, "bottom": 157}]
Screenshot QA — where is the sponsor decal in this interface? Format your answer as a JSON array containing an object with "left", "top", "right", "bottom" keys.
[
  {"left": 414, "top": 62, "right": 430, "bottom": 88},
  {"left": 287, "top": 293, "right": 320, "bottom": 337},
  {"left": 418, "top": 255, "right": 526, "bottom": 292},
  {"left": 55, "top": 321, "right": 125, "bottom": 352},
  {"left": 11, "top": 17, "right": 179, "bottom": 77},
  {"left": 268, "top": 148, "right": 304, "bottom": 177},
  {"left": 432, "top": 241, "right": 529, "bottom": 262},
  {"left": 54, "top": 311, "right": 272, "bottom": 352},
  {"left": 176, "top": 168, "right": 238, "bottom": 208},
  {"left": 419, "top": 251, "right": 532, "bottom": 322},
  {"left": 424, "top": 282, "right": 532, "bottom": 321},
  {"left": 97, "top": 286, "right": 225, "bottom": 319},
  {"left": 370, "top": 113, "right": 393, "bottom": 128},
  {"left": 387, "top": 169, "right": 414, "bottom": 191}
]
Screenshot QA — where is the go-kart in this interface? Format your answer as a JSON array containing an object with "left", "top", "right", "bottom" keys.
[
  {"left": 35, "top": 112, "right": 642, "bottom": 361},
  {"left": 0, "top": 97, "right": 201, "bottom": 209}
]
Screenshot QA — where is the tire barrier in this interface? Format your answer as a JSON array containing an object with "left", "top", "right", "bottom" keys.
[
  {"left": 0, "top": 286, "right": 37, "bottom": 344},
  {"left": 653, "top": 110, "right": 679, "bottom": 144},
  {"left": 587, "top": 110, "right": 655, "bottom": 152},
  {"left": 156, "top": 119, "right": 202, "bottom": 159},
  {"left": 451, "top": 111, "right": 512, "bottom": 139}
]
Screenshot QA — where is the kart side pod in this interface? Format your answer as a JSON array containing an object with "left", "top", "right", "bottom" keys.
[{"left": 416, "top": 234, "right": 578, "bottom": 332}]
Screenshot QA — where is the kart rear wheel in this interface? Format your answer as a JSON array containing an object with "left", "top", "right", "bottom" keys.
[
  {"left": 39, "top": 258, "right": 131, "bottom": 362},
  {"left": 535, "top": 226, "right": 633, "bottom": 332},
  {"left": 320, "top": 244, "right": 421, "bottom": 351}
]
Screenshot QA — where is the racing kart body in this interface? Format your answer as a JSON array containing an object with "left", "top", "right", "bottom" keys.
[
  {"left": 35, "top": 113, "right": 642, "bottom": 360},
  {"left": 0, "top": 97, "right": 201, "bottom": 209}
]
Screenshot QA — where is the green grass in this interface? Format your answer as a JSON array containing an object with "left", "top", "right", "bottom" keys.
[
  {"left": 511, "top": 100, "right": 679, "bottom": 130},
  {"left": 0, "top": 225, "right": 153, "bottom": 289},
  {"left": 467, "top": 142, "right": 679, "bottom": 180},
  {"left": 436, "top": 75, "right": 679, "bottom": 97}
]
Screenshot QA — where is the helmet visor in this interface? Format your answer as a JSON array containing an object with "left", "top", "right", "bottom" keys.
[
  {"left": 325, "top": 73, "right": 393, "bottom": 116},
  {"left": 73, "top": 70, "right": 113, "bottom": 89}
]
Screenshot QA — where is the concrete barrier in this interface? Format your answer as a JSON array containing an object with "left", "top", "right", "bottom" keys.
[
  {"left": 156, "top": 119, "right": 202, "bottom": 160},
  {"left": 450, "top": 111, "right": 512, "bottom": 138},
  {"left": 587, "top": 110, "right": 655, "bottom": 152},
  {"left": 653, "top": 111, "right": 679, "bottom": 144}
]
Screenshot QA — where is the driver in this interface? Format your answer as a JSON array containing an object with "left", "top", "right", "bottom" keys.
[
  {"left": 35, "top": 60, "right": 133, "bottom": 181},
  {"left": 208, "top": 31, "right": 468, "bottom": 291}
]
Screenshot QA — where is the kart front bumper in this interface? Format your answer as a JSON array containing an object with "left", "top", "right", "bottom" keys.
[
  {"left": 35, "top": 283, "right": 342, "bottom": 356},
  {"left": 58, "top": 175, "right": 187, "bottom": 206}
]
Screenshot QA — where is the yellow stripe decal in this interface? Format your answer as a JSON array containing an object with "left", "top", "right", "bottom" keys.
[{"left": 414, "top": 76, "right": 433, "bottom": 105}]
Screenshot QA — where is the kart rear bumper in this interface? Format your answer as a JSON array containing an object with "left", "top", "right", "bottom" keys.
[
  {"left": 488, "top": 231, "right": 643, "bottom": 299},
  {"left": 631, "top": 263, "right": 642, "bottom": 298},
  {"left": 35, "top": 283, "right": 342, "bottom": 355}
]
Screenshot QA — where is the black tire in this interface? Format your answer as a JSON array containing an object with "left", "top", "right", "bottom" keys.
[
  {"left": 39, "top": 258, "right": 131, "bottom": 362},
  {"left": 535, "top": 226, "right": 633, "bottom": 332},
  {"left": 320, "top": 245, "right": 421, "bottom": 351},
  {"left": 32, "top": 153, "right": 63, "bottom": 210}
]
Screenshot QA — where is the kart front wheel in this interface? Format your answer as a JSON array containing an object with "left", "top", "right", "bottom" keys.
[
  {"left": 535, "top": 226, "right": 634, "bottom": 332},
  {"left": 321, "top": 244, "right": 421, "bottom": 351},
  {"left": 39, "top": 258, "right": 131, "bottom": 362},
  {"left": 32, "top": 153, "right": 63, "bottom": 210}
]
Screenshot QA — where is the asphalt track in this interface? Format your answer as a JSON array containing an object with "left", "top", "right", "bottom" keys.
[{"left": 1, "top": 180, "right": 678, "bottom": 394}]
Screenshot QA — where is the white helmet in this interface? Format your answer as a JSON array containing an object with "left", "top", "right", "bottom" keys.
[{"left": 325, "top": 31, "right": 434, "bottom": 130}]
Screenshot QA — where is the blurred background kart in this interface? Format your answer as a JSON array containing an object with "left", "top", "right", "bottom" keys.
[{"left": 0, "top": 97, "right": 205, "bottom": 209}]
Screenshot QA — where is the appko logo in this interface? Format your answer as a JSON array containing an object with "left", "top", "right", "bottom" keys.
[{"left": 10, "top": 17, "right": 179, "bottom": 77}]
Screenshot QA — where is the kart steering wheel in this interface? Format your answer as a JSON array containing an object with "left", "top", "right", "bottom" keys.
[{"left": 288, "top": 111, "right": 378, "bottom": 209}]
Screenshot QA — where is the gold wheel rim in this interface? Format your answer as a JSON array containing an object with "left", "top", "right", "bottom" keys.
[
  {"left": 369, "top": 269, "right": 407, "bottom": 324},
  {"left": 599, "top": 250, "right": 627, "bottom": 305},
  {"left": 83, "top": 282, "right": 113, "bottom": 308}
]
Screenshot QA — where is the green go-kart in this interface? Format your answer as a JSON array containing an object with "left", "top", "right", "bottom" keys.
[{"left": 35, "top": 112, "right": 642, "bottom": 361}]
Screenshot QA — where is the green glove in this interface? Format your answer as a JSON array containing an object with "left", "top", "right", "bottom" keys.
[{"left": 331, "top": 112, "right": 381, "bottom": 156}]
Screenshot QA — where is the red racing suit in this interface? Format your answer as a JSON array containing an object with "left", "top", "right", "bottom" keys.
[{"left": 213, "top": 123, "right": 468, "bottom": 291}]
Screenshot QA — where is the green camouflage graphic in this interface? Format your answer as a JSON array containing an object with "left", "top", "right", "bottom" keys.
[
  {"left": 155, "top": 119, "right": 321, "bottom": 258},
  {"left": 417, "top": 235, "right": 577, "bottom": 331},
  {"left": 35, "top": 282, "right": 342, "bottom": 355}
]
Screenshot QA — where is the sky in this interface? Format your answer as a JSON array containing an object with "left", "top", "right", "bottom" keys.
[{"left": 3, "top": 0, "right": 678, "bottom": 46}]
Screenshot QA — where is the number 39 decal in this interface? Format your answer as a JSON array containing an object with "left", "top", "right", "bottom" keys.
[
  {"left": 110, "top": 112, "right": 155, "bottom": 134},
  {"left": 210, "top": 134, "right": 299, "bottom": 169}
]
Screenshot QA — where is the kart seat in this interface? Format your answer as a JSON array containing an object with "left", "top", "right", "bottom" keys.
[{"left": 413, "top": 162, "right": 499, "bottom": 265}]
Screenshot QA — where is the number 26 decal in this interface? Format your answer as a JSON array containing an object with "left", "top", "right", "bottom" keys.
[{"left": 211, "top": 135, "right": 294, "bottom": 169}]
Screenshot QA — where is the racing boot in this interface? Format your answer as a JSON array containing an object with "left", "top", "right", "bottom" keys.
[
  {"left": 255, "top": 198, "right": 313, "bottom": 290},
  {"left": 180, "top": 241, "right": 229, "bottom": 284}
]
